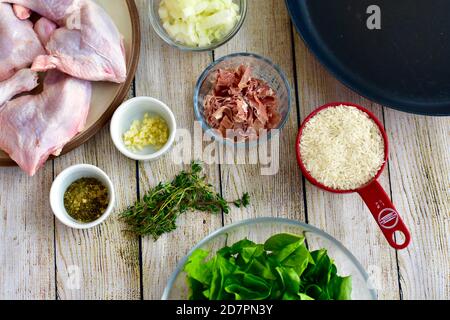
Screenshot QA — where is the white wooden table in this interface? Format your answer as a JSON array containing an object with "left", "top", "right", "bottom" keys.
[{"left": 0, "top": 0, "right": 448, "bottom": 300}]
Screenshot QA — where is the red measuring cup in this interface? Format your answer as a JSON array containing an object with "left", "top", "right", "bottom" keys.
[{"left": 296, "top": 102, "right": 411, "bottom": 250}]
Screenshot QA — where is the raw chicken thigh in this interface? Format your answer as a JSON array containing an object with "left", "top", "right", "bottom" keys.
[
  {"left": 0, "top": 69, "right": 39, "bottom": 106},
  {"left": 0, "top": 0, "right": 127, "bottom": 175},
  {"left": 0, "top": 3, "right": 45, "bottom": 81},
  {"left": 34, "top": 17, "right": 58, "bottom": 46},
  {"left": 0, "top": 71, "right": 92, "bottom": 176},
  {"left": 12, "top": 4, "right": 30, "bottom": 19},
  {"left": 34, "top": 0, "right": 127, "bottom": 83},
  {"left": 2, "top": 0, "right": 127, "bottom": 83},
  {"left": 1, "top": 0, "right": 76, "bottom": 23}
]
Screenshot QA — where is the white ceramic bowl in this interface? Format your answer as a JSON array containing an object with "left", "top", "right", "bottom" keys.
[
  {"left": 50, "top": 164, "right": 116, "bottom": 229},
  {"left": 110, "top": 96, "right": 177, "bottom": 161}
]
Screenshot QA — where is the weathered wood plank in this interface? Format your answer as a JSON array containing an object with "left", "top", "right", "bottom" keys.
[
  {"left": 0, "top": 0, "right": 448, "bottom": 300},
  {"left": 293, "top": 35, "right": 400, "bottom": 299},
  {"left": 53, "top": 85, "right": 141, "bottom": 300},
  {"left": 134, "top": 0, "right": 222, "bottom": 300},
  {"left": 214, "top": 0, "right": 305, "bottom": 224},
  {"left": 384, "top": 112, "right": 449, "bottom": 299},
  {"left": 0, "top": 164, "right": 55, "bottom": 299}
]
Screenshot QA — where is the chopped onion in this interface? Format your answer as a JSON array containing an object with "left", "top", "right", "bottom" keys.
[{"left": 158, "top": 0, "right": 241, "bottom": 47}]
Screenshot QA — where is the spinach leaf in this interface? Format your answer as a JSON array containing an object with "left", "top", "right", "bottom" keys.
[
  {"left": 247, "top": 255, "right": 277, "bottom": 281},
  {"left": 264, "top": 233, "right": 305, "bottom": 252},
  {"left": 304, "top": 249, "right": 335, "bottom": 287},
  {"left": 184, "top": 233, "right": 353, "bottom": 300},
  {"left": 282, "top": 244, "right": 313, "bottom": 277},
  {"left": 299, "top": 293, "right": 314, "bottom": 300},
  {"left": 208, "top": 255, "right": 236, "bottom": 300},
  {"left": 184, "top": 249, "right": 212, "bottom": 285},
  {"left": 305, "top": 284, "right": 327, "bottom": 300},
  {"left": 275, "top": 266, "right": 300, "bottom": 294},
  {"left": 329, "top": 275, "right": 352, "bottom": 300},
  {"left": 187, "top": 277, "right": 208, "bottom": 300},
  {"left": 225, "top": 272, "right": 271, "bottom": 300}
]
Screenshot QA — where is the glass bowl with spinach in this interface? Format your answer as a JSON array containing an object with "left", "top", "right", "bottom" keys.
[{"left": 162, "top": 218, "right": 377, "bottom": 300}]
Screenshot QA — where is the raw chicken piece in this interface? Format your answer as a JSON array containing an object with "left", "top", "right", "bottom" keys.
[
  {"left": 0, "top": 3, "right": 45, "bottom": 81},
  {"left": 34, "top": 17, "right": 58, "bottom": 46},
  {"left": 33, "top": 0, "right": 127, "bottom": 83},
  {"left": 12, "top": 4, "right": 30, "bottom": 19},
  {"left": 0, "top": 71, "right": 92, "bottom": 176},
  {"left": 0, "top": 69, "right": 38, "bottom": 107},
  {"left": 0, "top": 0, "right": 75, "bottom": 23},
  {"left": 3, "top": 0, "right": 127, "bottom": 83}
]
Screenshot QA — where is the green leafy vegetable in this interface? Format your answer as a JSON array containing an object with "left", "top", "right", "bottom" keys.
[
  {"left": 233, "top": 192, "right": 250, "bottom": 208},
  {"left": 184, "top": 233, "right": 352, "bottom": 300},
  {"left": 119, "top": 162, "right": 250, "bottom": 239}
]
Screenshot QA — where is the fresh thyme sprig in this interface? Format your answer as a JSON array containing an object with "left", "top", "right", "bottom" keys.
[
  {"left": 119, "top": 162, "right": 250, "bottom": 240},
  {"left": 233, "top": 192, "right": 250, "bottom": 208}
]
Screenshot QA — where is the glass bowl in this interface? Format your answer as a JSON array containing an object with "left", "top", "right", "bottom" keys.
[
  {"left": 194, "top": 52, "right": 292, "bottom": 147},
  {"left": 162, "top": 217, "right": 377, "bottom": 300},
  {"left": 149, "top": 0, "right": 247, "bottom": 51}
]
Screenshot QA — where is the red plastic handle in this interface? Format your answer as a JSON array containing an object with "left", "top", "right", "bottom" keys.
[{"left": 357, "top": 181, "right": 411, "bottom": 250}]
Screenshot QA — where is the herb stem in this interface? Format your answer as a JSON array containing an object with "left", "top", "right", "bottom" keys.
[{"left": 119, "top": 162, "right": 250, "bottom": 239}]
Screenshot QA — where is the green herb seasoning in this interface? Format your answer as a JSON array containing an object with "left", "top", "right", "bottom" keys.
[
  {"left": 119, "top": 162, "right": 250, "bottom": 240},
  {"left": 64, "top": 178, "right": 109, "bottom": 223}
]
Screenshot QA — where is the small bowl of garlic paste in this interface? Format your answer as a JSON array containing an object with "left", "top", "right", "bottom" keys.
[{"left": 110, "top": 96, "right": 177, "bottom": 161}]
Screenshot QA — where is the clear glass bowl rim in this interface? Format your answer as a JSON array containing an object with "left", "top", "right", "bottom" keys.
[
  {"left": 193, "top": 52, "right": 292, "bottom": 148},
  {"left": 149, "top": 0, "right": 248, "bottom": 52},
  {"left": 162, "top": 216, "right": 378, "bottom": 300}
]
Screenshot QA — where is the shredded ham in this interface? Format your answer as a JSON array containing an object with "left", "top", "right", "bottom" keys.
[{"left": 203, "top": 65, "right": 281, "bottom": 141}]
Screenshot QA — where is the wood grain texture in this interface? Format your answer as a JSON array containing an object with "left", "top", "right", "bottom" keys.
[
  {"left": 0, "top": 0, "right": 449, "bottom": 300},
  {"left": 293, "top": 36, "right": 401, "bottom": 299},
  {"left": 0, "top": 164, "right": 55, "bottom": 299},
  {"left": 134, "top": 0, "right": 222, "bottom": 300},
  {"left": 53, "top": 86, "right": 141, "bottom": 300},
  {"left": 384, "top": 112, "right": 450, "bottom": 299},
  {"left": 214, "top": 0, "right": 306, "bottom": 224}
]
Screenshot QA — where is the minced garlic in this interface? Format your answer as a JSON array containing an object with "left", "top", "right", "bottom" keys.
[{"left": 123, "top": 114, "right": 169, "bottom": 151}]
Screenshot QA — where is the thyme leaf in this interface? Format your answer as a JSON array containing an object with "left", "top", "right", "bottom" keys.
[
  {"left": 119, "top": 162, "right": 250, "bottom": 240},
  {"left": 233, "top": 192, "right": 250, "bottom": 208}
]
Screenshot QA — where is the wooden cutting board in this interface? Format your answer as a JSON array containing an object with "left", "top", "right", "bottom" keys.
[{"left": 0, "top": 0, "right": 140, "bottom": 166}]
